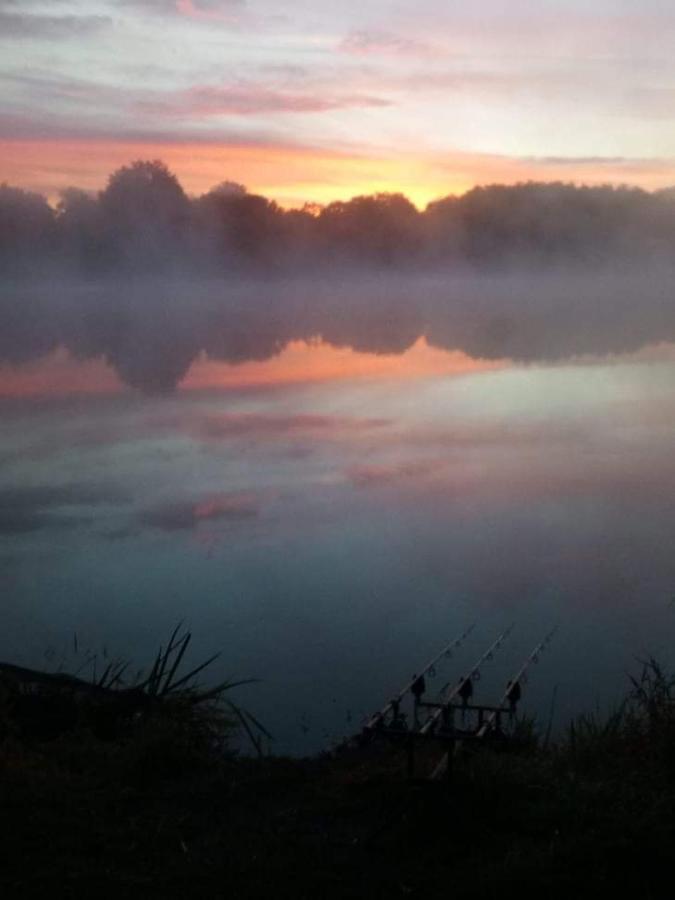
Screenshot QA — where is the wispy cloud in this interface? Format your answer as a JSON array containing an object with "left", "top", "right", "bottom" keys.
[
  {"left": 123, "top": 0, "right": 244, "bottom": 10},
  {"left": 528, "top": 156, "right": 634, "bottom": 166},
  {"left": 0, "top": 70, "right": 391, "bottom": 142},
  {"left": 339, "top": 29, "right": 433, "bottom": 57},
  {"left": 1, "top": 71, "right": 123, "bottom": 107},
  {"left": 121, "top": 0, "right": 247, "bottom": 23},
  {"left": 522, "top": 154, "right": 675, "bottom": 173},
  {"left": 139, "top": 84, "right": 391, "bottom": 117},
  {"left": 0, "top": 11, "right": 111, "bottom": 39}
]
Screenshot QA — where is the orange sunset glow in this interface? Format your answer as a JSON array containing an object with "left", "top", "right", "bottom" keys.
[{"left": 4, "top": 138, "right": 675, "bottom": 209}]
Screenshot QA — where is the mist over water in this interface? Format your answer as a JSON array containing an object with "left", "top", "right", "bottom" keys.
[
  {"left": 4, "top": 267, "right": 675, "bottom": 393},
  {"left": 1, "top": 271, "right": 675, "bottom": 753}
]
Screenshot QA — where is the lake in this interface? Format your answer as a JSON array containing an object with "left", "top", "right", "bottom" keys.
[{"left": 2, "top": 278, "right": 675, "bottom": 754}]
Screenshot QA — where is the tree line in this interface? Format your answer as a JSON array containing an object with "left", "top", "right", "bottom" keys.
[{"left": 2, "top": 159, "right": 675, "bottom": 276}]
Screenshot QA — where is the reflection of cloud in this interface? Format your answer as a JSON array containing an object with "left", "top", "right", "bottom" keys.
[
  {"left": 400, "top": 444, "right": 675, "bottom": 511},
  {"left": 0, "top": 554, "right": 20, "bottom": 595},
  {"left": 347, "top": 459, "right": 446, "bottom": 487},
  {"left": 140, "top": 491, "right": 259, "bottom": 531},
  {"left": 194, "top": 413, "right": 390, "bottom": 441},
  {"left": 0, "top": 483, "right": 129, "bottom": 535},
  {"left": 0, "top": 509, "right": 44, "bottom": 535},
  {"left": 0, "top": 511, "right": 95, "bottom": 535},
  {"left": 0, "top": 485, "right": 127, "bottom": 507},
  {"left": 101, "top": 526, "right": 141, "bottom": 542},
  {"left": 399, "top": 420, "right": 588, "bottom": 452}
]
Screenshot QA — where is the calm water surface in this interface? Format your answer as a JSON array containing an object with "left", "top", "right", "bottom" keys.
[{"left": 2, "top": 338, "right": 675, "bottom": 753}]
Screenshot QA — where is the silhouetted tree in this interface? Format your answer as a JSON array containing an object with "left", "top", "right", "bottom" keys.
[
  {"left": 192, "top": 183, "right": 286, "bottom": 270},
  {"left": 99, "top": 160, "right": 190, "bottom": 271},
  {"left": 56, "top": 188, "right": 104, "bottom": 272},
  {"left": 276, "top": 205, "right": 320, "bottom": 269},
  {"left": 3, "top": 163, "right": 675, "bottom": 278},
  {"left": 425, "top": 181, "right": 674, "bottom": 266},
  {"left": 318, "top": 193, "right": 421, "bottom": 265},
  {"left": 0, "top": 184, "right": 55, "bottom": 275}
]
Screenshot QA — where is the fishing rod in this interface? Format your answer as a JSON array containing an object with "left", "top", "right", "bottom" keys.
[
  {"left": 476, "top": 624, "right": 559, "bottom": 739},
  {"left": 365, "top": 623, "right": 475, "bottom": 731},
  {"left": 420, "top": 624, "right": 515, "bottom": 736}
]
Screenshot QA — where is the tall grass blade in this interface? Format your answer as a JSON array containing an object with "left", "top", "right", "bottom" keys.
[
  {"left": 142, "top": 646, "right": 164, "bottom": 696},
  {"left": 226, "top": 700, "right": 263, "bottom": 757},
  {"left": 161, "top": 632, "right": 191, "bottom": 695},
  {"left": 165, "top": 653, "right": 221, "bottom": 693},
  {"left": 192, "top": 678, "right": 258, "bottom": 704}
]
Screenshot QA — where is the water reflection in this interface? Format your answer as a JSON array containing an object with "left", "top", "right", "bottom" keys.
[
  {"left": 1, "top": 286, "right": 675, "bottom": 753},
  {"left": 3, "top": 269, "right": 675, "bottom": 393}
]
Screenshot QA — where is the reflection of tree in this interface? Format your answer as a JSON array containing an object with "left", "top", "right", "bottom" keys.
[
  {"left": 316, "top": 294, "right": 422, "bottom": 355},
  {"left": 3, "top": 272, "right": 675, "bottom": 393}
]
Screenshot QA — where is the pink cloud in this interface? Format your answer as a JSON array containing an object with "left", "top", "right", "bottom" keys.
[
  {"left": 125, "top": 0, "right": 244, "bottom": 20},
  {"left": 139, "top": 84, "right": 391, "bottom": 118},
  {"left": 339, "top": 29, "right": 433, "bottom": 57}
]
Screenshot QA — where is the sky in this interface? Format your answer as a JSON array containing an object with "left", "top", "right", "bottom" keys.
[{"left": 2, "top": 0, "right": 675, "bottom": 206}]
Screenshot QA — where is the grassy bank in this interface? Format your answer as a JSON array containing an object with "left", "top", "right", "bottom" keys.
[{"left": 1, "top": 648, "right": 674, "bottom": 899}]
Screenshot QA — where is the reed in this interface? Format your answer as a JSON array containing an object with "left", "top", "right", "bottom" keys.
[{"left": 0, "top": 623, "right": 271, "bottom": 756}]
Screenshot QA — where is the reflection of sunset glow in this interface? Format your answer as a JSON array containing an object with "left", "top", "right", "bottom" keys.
[
  {"left": 0, "top": 338, "right": 504, "bottom": 399},
  {"left": 0, "top": 348, "right": 121, "bottom": 398},
  {"left": 183, "top": 337, "right": 504, "bottom": 390}
]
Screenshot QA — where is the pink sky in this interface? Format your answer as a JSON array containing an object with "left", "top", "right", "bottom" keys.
[{"left": 2, "top": 1, "right": 675, "bottom": 204}]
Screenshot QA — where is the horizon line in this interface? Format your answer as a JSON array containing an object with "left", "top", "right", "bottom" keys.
[{"left": 4, "top": 158, "right": 675, "bottom": 214}]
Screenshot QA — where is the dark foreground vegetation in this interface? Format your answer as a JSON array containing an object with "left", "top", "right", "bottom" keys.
[
  {"left": 1, "top": 641, "right": 674, "bottom": 900},
  {"left": 4, "top": 160, "right": 675, "bottom": 276}
]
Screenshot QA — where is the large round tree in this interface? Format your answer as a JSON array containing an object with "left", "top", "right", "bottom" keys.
[{"left": 99, "top": 160, "right": 190, "bottom": 271}]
